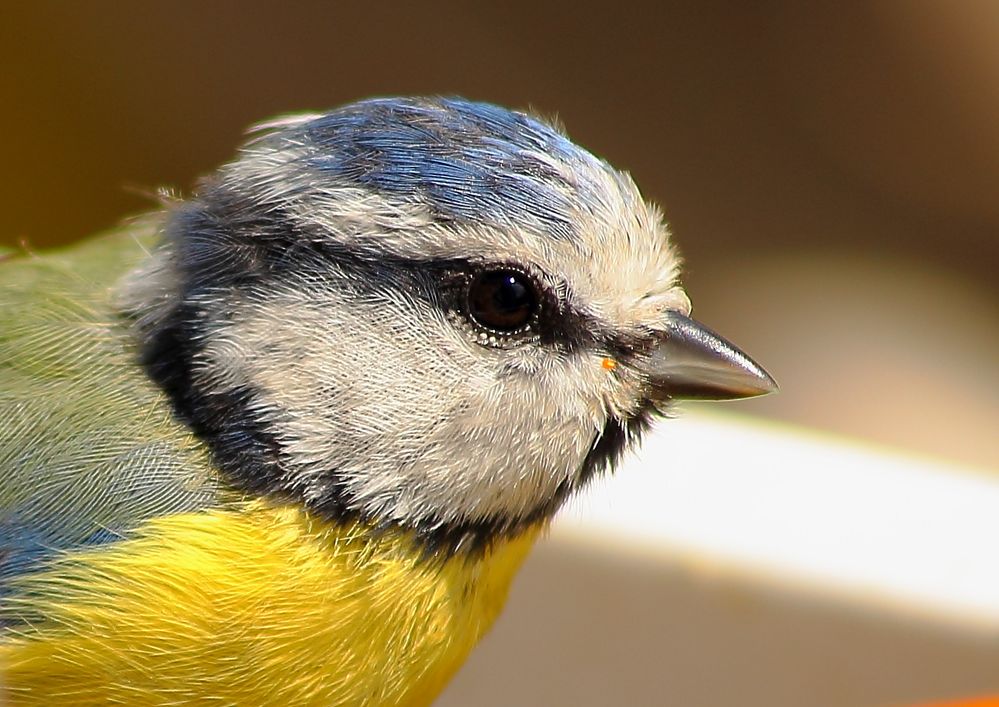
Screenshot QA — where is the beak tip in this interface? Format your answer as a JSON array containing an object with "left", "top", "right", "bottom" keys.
[
  {"left": 714, "top": 355, "right": 779, "bottom": 401},
  {"left": 702, "top": 367, "right": 779, "bottom": 401},
  {"left": 744, "top": 370, "right": 780, "bottom": 398},
  {"left": 745, "top": 364, "right": 779, "bottom": 397}
]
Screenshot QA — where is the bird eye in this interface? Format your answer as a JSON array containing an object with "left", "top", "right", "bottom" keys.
[{"left": 467, "top": 269, "right": 538, "bottom": 333}]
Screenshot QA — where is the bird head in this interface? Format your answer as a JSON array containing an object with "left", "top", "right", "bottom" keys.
[{"left": 123, "top": 97, "right": 775, "bottom": 554}]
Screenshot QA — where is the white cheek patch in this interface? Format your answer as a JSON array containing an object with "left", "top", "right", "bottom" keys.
[{"left": 196, "top": 275, "right": 652, "bottom": 529}]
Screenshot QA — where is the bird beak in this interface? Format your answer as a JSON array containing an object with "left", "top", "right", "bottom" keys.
[{"left": 643, "top": 311, "right": 778, "bottom": 401}]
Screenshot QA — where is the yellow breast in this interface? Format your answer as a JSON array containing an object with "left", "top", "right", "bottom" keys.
[{"left": 1, "top": 501, "right": 539, "bottom": 706}]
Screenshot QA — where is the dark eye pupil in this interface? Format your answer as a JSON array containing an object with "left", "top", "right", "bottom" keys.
[{"left": 468, "top": 270, "right": 537, "bottom": 332}]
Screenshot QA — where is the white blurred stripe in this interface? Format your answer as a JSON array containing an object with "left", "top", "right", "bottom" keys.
[{"left": 555, "top": 411, "right": 999, "bottom": 628}]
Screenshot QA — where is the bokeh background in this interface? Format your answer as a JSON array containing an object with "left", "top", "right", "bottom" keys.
[
  {"left": 3, "top": 2, "right": 998, "bottom": 704},
  {"left": 3, "top": 1, "right": 996, "bottom": 472}
]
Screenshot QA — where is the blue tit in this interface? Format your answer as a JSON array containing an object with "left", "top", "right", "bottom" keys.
[{"left": 0, "top": 97, "right": 775, "bottom": 705}]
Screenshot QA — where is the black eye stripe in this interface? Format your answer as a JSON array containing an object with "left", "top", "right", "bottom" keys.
[
  {"left": 186, "top": 211, "right": 618, "bottom": 356},
  {"left": 434, "top": 261, "right": 623, "bottom": 354}
]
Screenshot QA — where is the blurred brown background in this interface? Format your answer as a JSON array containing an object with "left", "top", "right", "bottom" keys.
[{"left": 2, "top": 1, "right": 997, "bottom": 469}]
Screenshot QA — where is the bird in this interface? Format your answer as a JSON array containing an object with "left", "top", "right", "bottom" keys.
[{"left": 0, "top": 96, "right": 776, "bottom": 705}]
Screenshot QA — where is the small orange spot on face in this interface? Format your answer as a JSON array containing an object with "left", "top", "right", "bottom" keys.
[{"left": 601, "top": 357, "right": 618, "bottom": 371}]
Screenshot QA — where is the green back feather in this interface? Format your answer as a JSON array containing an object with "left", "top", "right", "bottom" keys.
[{"left": 0, "top": 220, "right": 221, "bottom": 590}]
